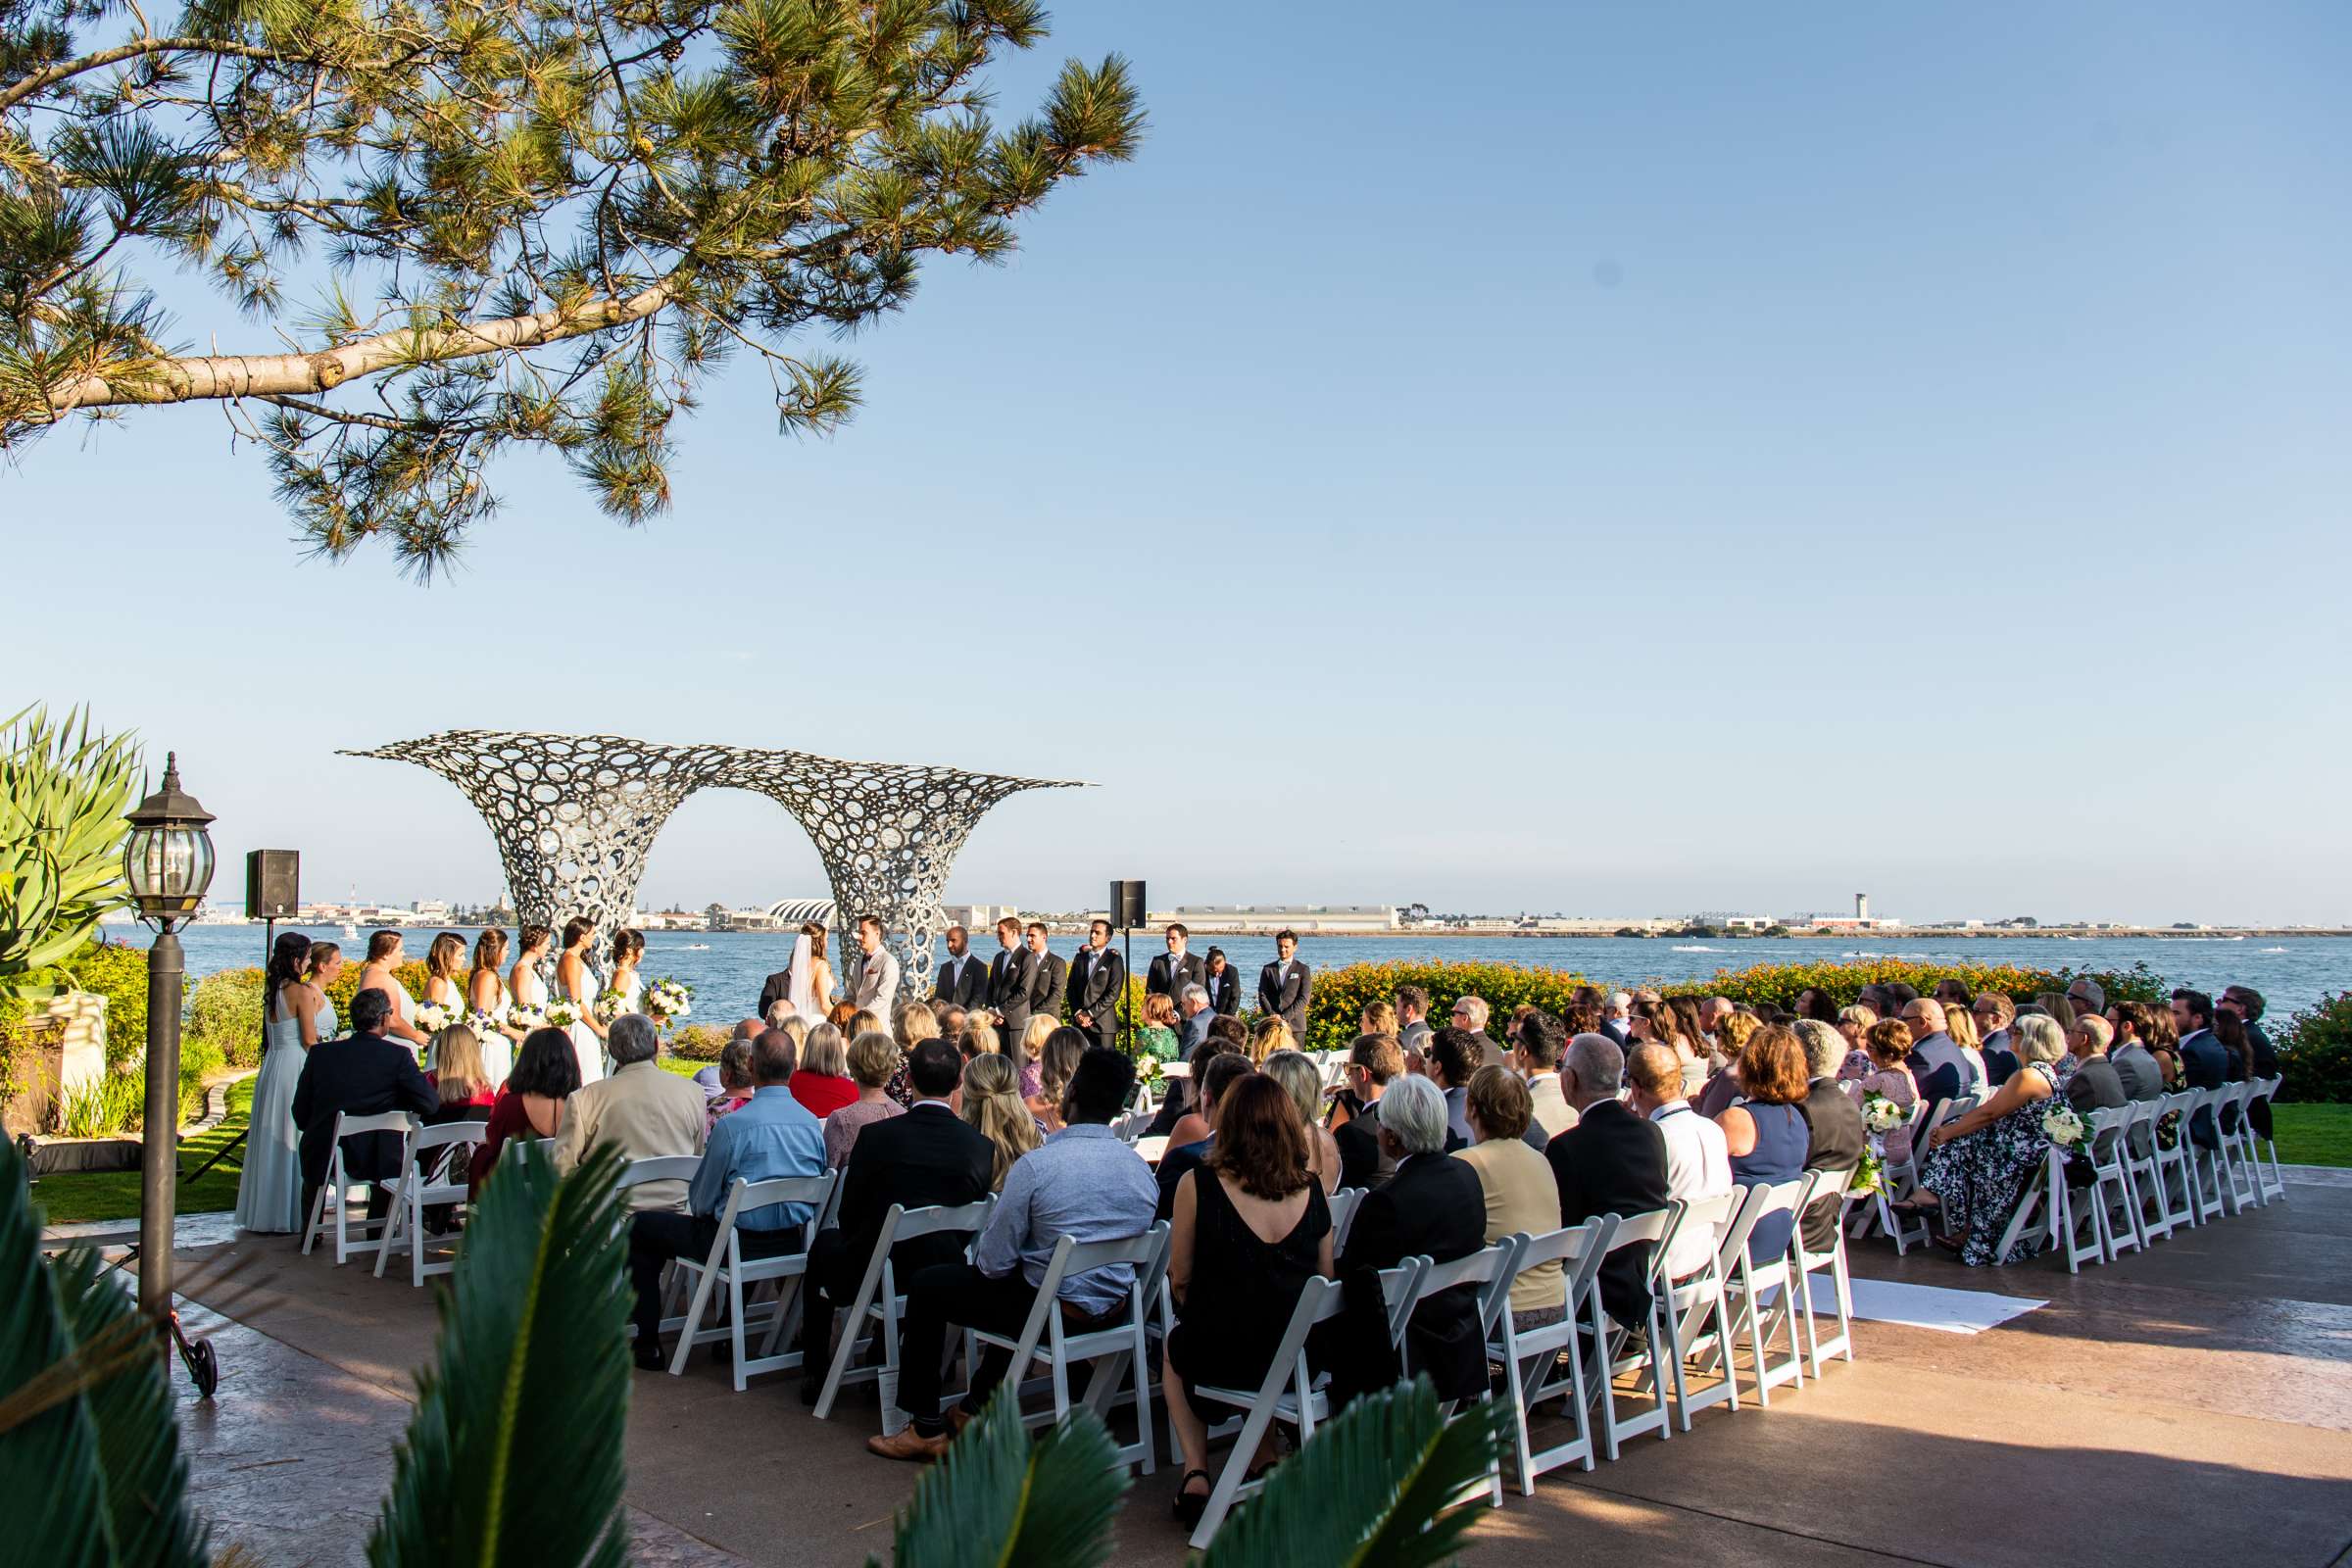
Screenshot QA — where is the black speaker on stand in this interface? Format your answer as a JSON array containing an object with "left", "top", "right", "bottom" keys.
[
  {"left": 1109, "top": 880, "right": 1147, "bottom": 1050},
  {"left": 188, "top": 850, "right": 305, "bottom": 1190}
]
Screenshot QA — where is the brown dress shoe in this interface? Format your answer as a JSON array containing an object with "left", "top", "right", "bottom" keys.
[
  {"left": 946, "top": 1404, "right": 976, "bottom": 1440},
  {"left": 867, "top": 1426, "right": 950, "bottom": 1463}
]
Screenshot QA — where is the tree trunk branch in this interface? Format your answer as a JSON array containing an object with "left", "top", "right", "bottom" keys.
[{"left": 0, "top": 37, "right": 304, "bottom": 114}]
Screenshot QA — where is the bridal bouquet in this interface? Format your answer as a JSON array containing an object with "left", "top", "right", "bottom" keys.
[
  {"left": 2042, "top": 1103, "right": 2089, "bottom": 1152},
  {"left": 415, "top": 1001, "right": 452, "bottom": 1034},
  {"left": 506, "top": 1002, "right": 547, "bottom": 1032},
  {"left": 1860, "top": 1092, "right": 1910, "bottom": 1137},
  {"left": 646, "top": 978, "right": 693, "bottom": 1022},
  {"left": 594, "top": 989, "right": 629, "bottom": 1024},
  {"left": 467, "top": 1009, "right": 502, "bottom": 1041},
  {"left": 1851, "top": 1144, "right": 1888, "bottom": 1200},
  {"left": 544, "top": 1000, "right": 580, "bottom": 1029}
]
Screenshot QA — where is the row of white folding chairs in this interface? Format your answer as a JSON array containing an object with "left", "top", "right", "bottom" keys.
[{"left": 300, "top": 1110, "right": 489, "bottom": 1284}]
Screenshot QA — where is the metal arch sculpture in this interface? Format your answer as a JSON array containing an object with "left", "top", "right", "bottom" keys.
[{"left": 342, "top": 730, "right": 1087, "bottom": 1000}]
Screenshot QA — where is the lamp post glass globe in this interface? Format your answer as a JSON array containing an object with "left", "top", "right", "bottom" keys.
[{"left": 122, "top": 752, "right": 214, "bottom": 1327}]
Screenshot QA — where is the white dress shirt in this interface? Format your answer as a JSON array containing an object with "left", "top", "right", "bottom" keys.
[{"left": 1650, "top": 1100, "right": 1734, "bottom": 1281}]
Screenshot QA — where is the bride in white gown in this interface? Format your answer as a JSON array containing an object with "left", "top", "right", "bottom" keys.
[{"left": 786, "top": 921, "right": 836, "bottom": 1025}]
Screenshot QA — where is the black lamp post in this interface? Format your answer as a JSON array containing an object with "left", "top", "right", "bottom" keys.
[{"left": 122, "top": 753, "right": 215, "bottom": 1324}]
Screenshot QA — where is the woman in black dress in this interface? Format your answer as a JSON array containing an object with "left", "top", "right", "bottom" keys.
[{"left": 1162, "top": 1074, "right": 1334, "bottom": 1528}]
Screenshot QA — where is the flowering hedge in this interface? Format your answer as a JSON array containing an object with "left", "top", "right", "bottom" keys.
[
  {"left": 1296, "top": 955, "right": 2171, "bottom": 1054},
  {"left": 2276, "top": 993, "right": 2352, "bottom": 1103}
]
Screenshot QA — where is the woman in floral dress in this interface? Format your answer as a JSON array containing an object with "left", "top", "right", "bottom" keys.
[{"left": 1904, "top": 1014, "right": 2068, "bottom": 1266}]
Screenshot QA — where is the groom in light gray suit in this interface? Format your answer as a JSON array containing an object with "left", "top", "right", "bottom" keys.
[{"left": 851, "top": 914, "right": 902, "bottom": 1016}]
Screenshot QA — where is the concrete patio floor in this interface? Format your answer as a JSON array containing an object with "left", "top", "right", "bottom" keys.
[{"left": 160, "top": 1171, "right": 2352, "bottom": 1568}]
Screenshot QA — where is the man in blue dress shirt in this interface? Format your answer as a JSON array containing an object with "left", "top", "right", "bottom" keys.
[
  {"left": 627, "top": 1027, "right": 825, "bottom": 1368},
  {"left": 867, "top": 1047, "right": 1158, "bottom": 1461}
]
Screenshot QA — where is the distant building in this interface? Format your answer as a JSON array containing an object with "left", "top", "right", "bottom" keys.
[
  {"left": 942, "top": 904, "right": 1018, "bottom": 930},
  {"left": 1691, "top": 911, "right": 1779, "bottom": 931},
  {"left": 1150, "top": 905, "right": 1399, "bottom": 933},
  {"left": 763, "top": 898, "right": 839, "bottom": 929}
]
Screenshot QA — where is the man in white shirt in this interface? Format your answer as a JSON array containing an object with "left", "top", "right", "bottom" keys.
[{"left": 1627, "top": 1042, "right": 1731, "bottom": 1282}]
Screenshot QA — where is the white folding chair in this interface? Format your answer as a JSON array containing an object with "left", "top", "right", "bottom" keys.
[
  {"left": 1489, "top": 1219, "right": 1608, "bottom": 1492},
  {"left": 812, "top": 1198, "right": 997, "bottom": 1427},
  {"left": 1849, "top": 1101, "right": 1931, "bottom": 1254},
  {"left": 373, "top": 1118, "right": 489, "bottom": 1285},
  {"left": 1715, "top": 1181, "right": 1805, "bottom": 1407},
  {"left": 965, "top": 1224, "right": 1171, "bottom": 1473},
  {"left": 2123, "top": 1100, "right": 2174, "bottom": 1244},
  {"left": 2216, "top": 1081, "right": 2263, "bottom": 1212},
  {"left": 2245, "top": 1076, "right": 2287, "bottom": 1205},
  {"left": 1187, "top": 1261, "right": 1420, "bottom": 1549},
  {"left": 1788, "top": 1167, "right": 1857, "bottom": 1372},
  {"left": 1327, "top": 1187, "right": 1365, "bottom": 1252},
  {"left": 1112, "top": 1108, "right": 1153, "bottom": 1144},
  {"left": 301, "top": 1110, "right": 414, "bottom": 1264},
  {"left": 1401, "top": 1241, "right": 1515, "bottom": 1509},
  {"left": 1881, "top": 1096, "right": 1974, "bottom": 1252},
  {"left": 667, "top": 1170, "right": 838, "bottom": 1389},
  {"left": 615, "top": 1153, "right": 703, "bottom": 1202},
  {"left": 1654, "top": 1190, "right": 1742, "bottom": 1430},
  {"left": 1586, "top": 1204, "right": 1682, "bottom": 1458},
  {"left": 2182, "top": 1088, "right": 2230, "bottom": 1223},
  {"left": 2082, "top": 1105, "right": 2142, "bottom": 1261}
]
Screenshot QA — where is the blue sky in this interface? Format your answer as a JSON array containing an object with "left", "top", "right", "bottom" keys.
[{"left": 8, "top": 1, "right": 2349, "bottom": 924}]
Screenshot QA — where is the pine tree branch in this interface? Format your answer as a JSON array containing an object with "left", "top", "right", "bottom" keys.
[{"left": 0, "top": 38, "right": 311, "bottom": 114}]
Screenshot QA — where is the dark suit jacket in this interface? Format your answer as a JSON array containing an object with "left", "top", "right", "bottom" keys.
[
  {"left": 1984, "top": 1049, "right": 2020, "bottom": 1088},
  {"left": 1203, "top": 966, "right": 1241, "bottom": 1016},
  {"left": 1258, "top": 959, "right": 1311, "bottom": 1039},
  {"left": 1545, "top": 1101, "right": 1669, "bottom": 1328},
  {"left": 1067, "top": 946, "right": 1124, "bottom": 1040},
  {"left": 1334, "top": 1115, "right": 1383, "bottom": 1190},
  {"left": 1598, "top": 1018, "right": 1631, "bottom": 1047},
  {"left": 986, "top": 946, "right": 1038, "bottom": 1042},
  {"left": 835, "top": 1103, "right": 994, "bottom": 1278},
  {"left": 2067, "top": 1056, "right": 2128, "bottom": 1117},
  {"left": 2246, "top": 1022, "right": 2278, "bottom": 1137},
  {"left": 2180, "top": 1028, "right": 2226, "bottom": 1147},
  {"left": 1337, "top": 1152, "right": 1486, "bottom": 1402},
  {"left": 291, "top": 1031, "right": 436, "bottom": 1188},
  {"left": 1029, "top": 951, "right": 1067, "bottom": 1019},
  {"left": 1147, "top": 951, "right": 1206, "bottom": 1007},
  {"left": 931, "top": 951, "right": 990, "bottom": 1008},
  {"left": 1795, "top": 1079, "right": 1866, "bottom": 1251},
  {"left": 1397, "top": 1018, "right": 1433, "bottom": 1057},
  {"left": 757, "top": 970, "right": 792, "bottom": 1020},
  {"left": 1179, "top": 1008, "right": 1213, "bottom": 1054}
]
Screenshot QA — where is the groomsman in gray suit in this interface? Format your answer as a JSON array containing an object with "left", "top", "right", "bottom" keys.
[
  {"left": 1258, "top": 929, "right": 1311, "bottom": 1042},
  {"left": 851, "top": 914, "right": 901, "bottom": 1015}
]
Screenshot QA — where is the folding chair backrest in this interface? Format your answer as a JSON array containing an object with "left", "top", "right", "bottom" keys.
[
  {"left": 893, "top": 1196, "right": 996, "bottom": 1242},
  {"left": 1601, "top": 1202, "right": 1680, "bottom": 1297},
  {"left": 1328, "top": 1187, "right": 1364, "bottom": 1250},
  {"left": 1418, "top": 1240, "right": 1517, "bottom": 1340},
  {"left": 713, "top": 1170, "right": 838, "bottom": 1244},
  {"left": 616, "top": 1153, "right": 703, "bottom": 1193},
  {"left": 1654, "top": 1190, "right": 1740, "bottom": 1289},
  {"left": 2084, "top": 1105, "right": 2131, "bottom": 1163},
  {"left": 411, "top": 1117, "right": 488, "bottom": 1184},
  {"left": 1060, "top": 1223, "right": 1165, "bottom": 1279},
  {"left": 335, "top": 1109, "right": 416, "bottom": 1144},
  {"left": 1376, "top": 1259, "right": 1428, "bottom": 1348},
  {"left": 1717, "top": 1180, "right": 1803, "bottom": 1272}
]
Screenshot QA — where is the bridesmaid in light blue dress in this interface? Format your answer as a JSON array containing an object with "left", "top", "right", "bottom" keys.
[{"left": 235, "top": 936, "right": 344, "bottom": 1234}]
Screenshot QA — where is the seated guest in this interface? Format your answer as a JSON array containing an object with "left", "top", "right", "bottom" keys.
[
  {"left": 957, "top": 1020, "right": 1000, "bottom": 1060},
  {"left": 1261, "top": 1050, "right": 1344, "bottom": 1195},
  {"left": 959, "top": 1053, "right": 1042, "bottom": 1189},
  {"left": 1333, "top": 1076, "right": 1487, "bottom": 1405},
  {"left": 1903, "top": 1014, "right": 2067, "bottom": 1264},
  {"left": 424, "top": 1023, "right": 500, "bottom": 1121},
  {"left": 2174, "top": 990, "right": 2228, "bottom": 1148},
  {"left": 1454, "top": 1066, "right": 1567, "bottom": 1333},
  {"left": 2142, "top": 1003, "right": 2183, "bottom": 1089},
  {"left": 824, "top": 1030, "right": 906, "bottom": 1168},
  {"left": 708, "top": 1038, "right": 758, "bottom": 1131},
  {"left": 1448, "top": 995, "right": 1506, "bottom": 1069},
  {"left": 1425, "top": 1026, "right": 1480, "bottom": 1149},
  {"left": 934, "top": 1003, "right": 968, "bottom": 1045},
  {"left": 869, "top": 1049, "right": 1158, "bottom": 1460},
  {"left": 1177, "top": 984, "right": 1215, "bottom": 1054},
  {"left": 1016, "top": 1014, "right": 1058, "bottom": 1100},
  {"left": 1835, "top": 1005, "right": 1878, "bottom": 1082},
  {"left": 800, "top": 1039, "right": 994, "bottom": 1402},
  {"left": 469, "top": 1027, "right": 580, "bottom": 1193},
  {"left": 2109, "top": 1003, "right": 2166, "bottom": 1102},
  {"left": 737, "top": 1015, "right": 769, "bottom": 1045},
  {"left": 2066, "top": 1015, "right": 2127, "bottom": 1115},
  {"left": 1693, "top": 1012, "right": 1759, "bottom": 1116},
  {"left": 1026, "top": 1024, "right": 1088, "bottom": 1134},
  {"left": 627, "top": 1028, "right": 825, "bottom": 1368},
  {"left": 292, "top": 986, "right": 438, "bottom": 1223},
  {"left": 1157, "top": 1053, "right": 1254, "bottom": 1220},
  {"left": 1714, "top": 1025, "right": 1809, "bottom": 1260},
  {"left": 882, "top": 1003, "right": 940, "bottom": 1107},
  {"left": 1848, "top": 1020, "right": 1921, "bottom": 1163},
  {"left": 1900, "top": 999, "right": 1983, "bottom": 1107},
  {"left": 1163, "top": 1076, "right": 1336, "bottom": 1525},
  {"left": 554, "top": 1013, "right": 707, "bottom": 1212},
  {"left": 1626, "top": 1042, "right": 1732, "bottom": 1281},
  {"left": 827, "top": 999, "right": 859, "bottom": 1035},
  {"left": 2222, "top": 985, "right": 2279, "bottom": 1138},
  {"left": 1944, "top": 1006, "right": 1990, "bottom": 1092},
  {"left": 1548, "top": 1033, "right": 1669, "bottom": 1327},
  {"left": 790, "top": 1021, "right": 860, "bottom": 1120},
  {"left": 1147, "top": 1030, "right": 1243, "bottom": 1139},
  {"left": 1133, "top": 992, "right": 1183, "bottom": 1062},
  {"left": 1332, "top": 1034, "right": 1403, "bottom": 1189},
  {"left": 1360, "top": 1001, "right": 1398, "bottom": 1039},
  {"left": 1247, "top": 1014, "right": 1295, "bottom": 1065},
  {"left": 1974, "top": 993, "right": 2019, "bottom": 1084},
  {"left": 1514, "top": 1010, "right": 1578, "bottom": 1147},
  {"left": 1792, "top": 1019, "right": 1866, "bottom": 1250}
]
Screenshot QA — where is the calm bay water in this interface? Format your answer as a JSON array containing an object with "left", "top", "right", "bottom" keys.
[{"left": 160, "top": 927, "right": 2352, "bottom": 1021}]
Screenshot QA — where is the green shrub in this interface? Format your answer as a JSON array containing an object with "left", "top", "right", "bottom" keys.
[
  {"left": 1305, "top": 961, "right": 1594, "bottom": 1053},
  {"left": 1657, "top": 956, "right": 2169, "bottom": 1011},
  {"left": 54, "top": 1068, "right": 144, "bottom": 1138},
  {"left": 2277, "top": 992, "right": 2352, "bottom": 1104},
  {"left": 63, "top": 940, "right": 149, "bottom": 1070},
  {"left": 176, "top": 1033, "right": 226, "bottom": 1123},
  {"left": 669, "top": 1024, "right": 728, "bottom": 1061},
  {"left": 187, "top": 966, "right": 266, "bottom": 1068}
]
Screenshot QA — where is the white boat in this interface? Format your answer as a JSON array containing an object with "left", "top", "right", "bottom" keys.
[
  {"left": 340, "top": 921, "right": 359, "bottom": 939},
  {"left": 681, "top": 942, "right": 710, "bottom": 950}
]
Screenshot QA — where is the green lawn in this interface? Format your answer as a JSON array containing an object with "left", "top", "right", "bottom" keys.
[
  {"left": 31, "top": 1078, "right": 256, "bottom": 1227},
  {"left": 2274, "top": 1102, "right": 2352, "bottom": 1168}
]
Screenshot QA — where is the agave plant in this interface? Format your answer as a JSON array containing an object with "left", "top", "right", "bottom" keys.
[{"left": 1, "top": 708, "right": 143, "bottom": 1001}]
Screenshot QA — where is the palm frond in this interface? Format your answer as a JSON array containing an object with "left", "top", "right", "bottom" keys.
[
  {"left": 871, "top": 1384, "right": 1130, "bottom": 1568},
  {"left": 366, "top": 1143, "right": 634, "bottom": 1568},
  {"left": 1200, "top": 1377, "right": 1510, "bottom": 1568}
]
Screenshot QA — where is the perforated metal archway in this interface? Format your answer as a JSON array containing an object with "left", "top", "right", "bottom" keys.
[{"left": 341, "top": 731, "right": 1088, "bottom": 1000}]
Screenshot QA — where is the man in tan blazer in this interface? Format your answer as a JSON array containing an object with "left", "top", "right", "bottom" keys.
[{"left": 555, "top": 1012, "right": 707, "bottom": 1210}]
